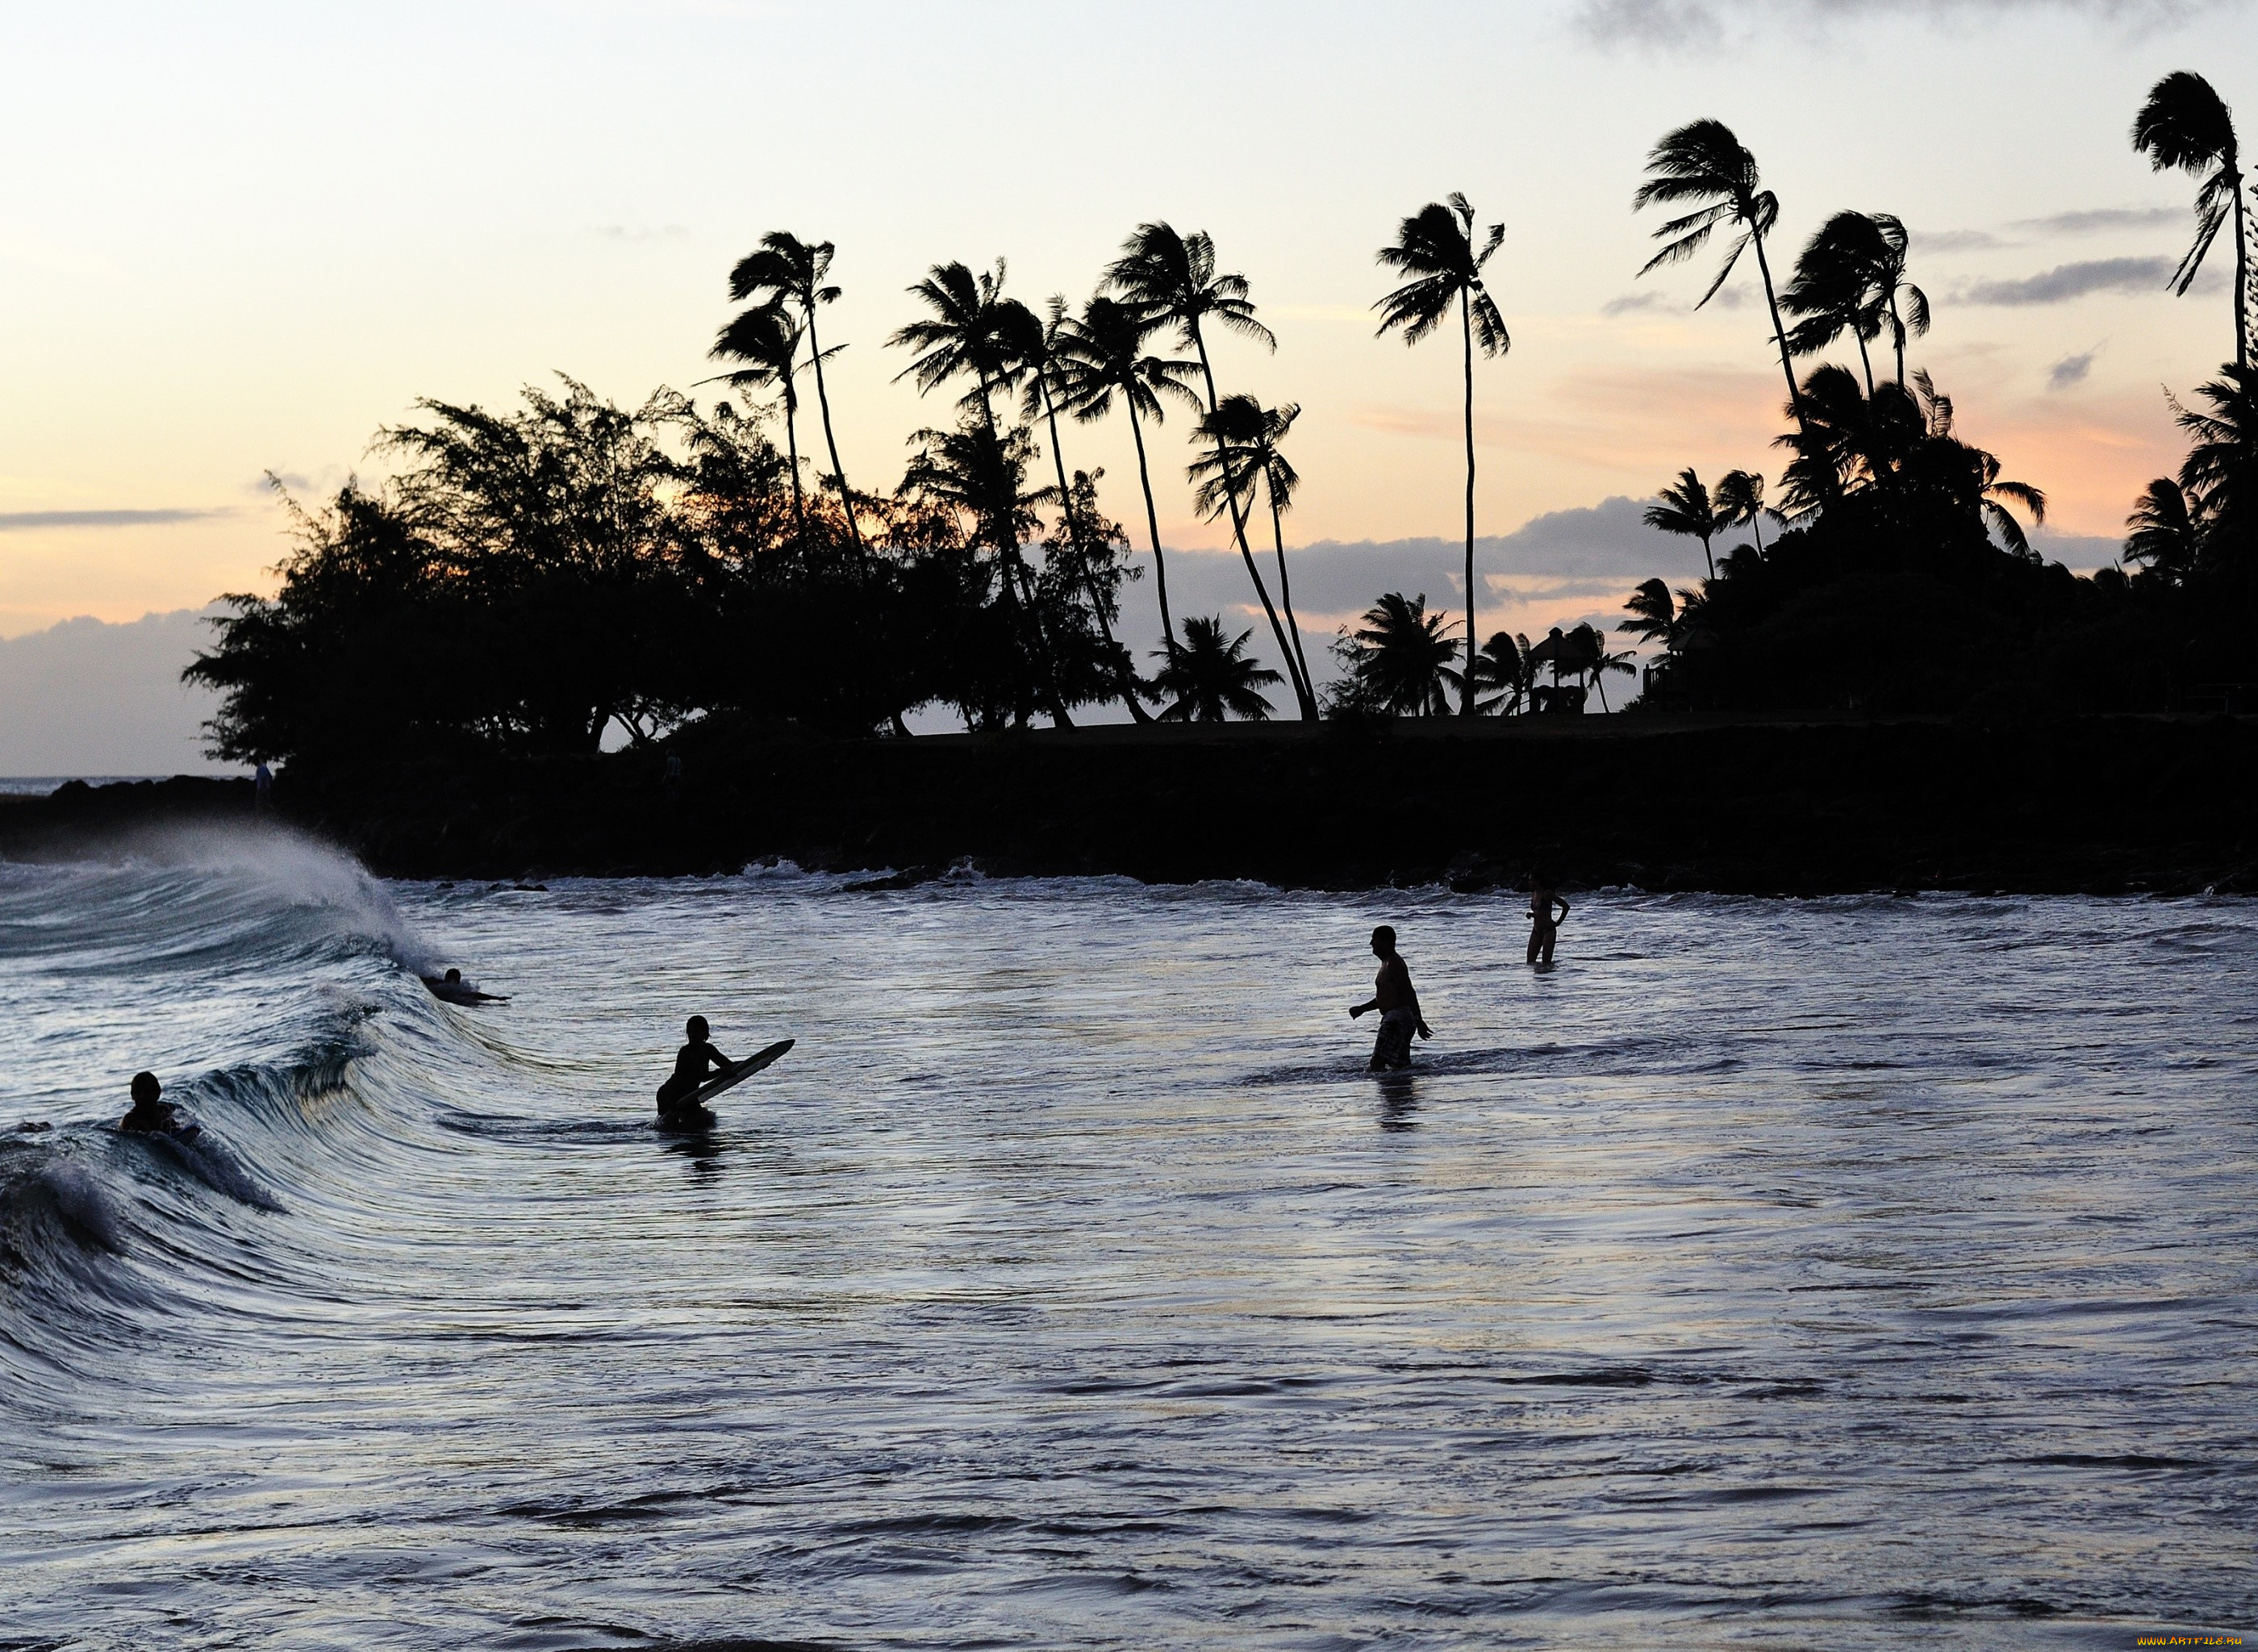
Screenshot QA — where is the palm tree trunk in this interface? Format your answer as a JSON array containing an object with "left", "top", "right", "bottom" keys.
[
  {"left": 1039, "top": 382, "right": 1150, "bottom": 724},
  {"left": 1855, "top": 330, "right": 1875, "bottom": 397},
  {"left": 1700, "top": 532, "right": 1715, "bottom": 581},
  {"left": 1266, "top": 490, "right": 1314, "bottom": 704},
  {"left": 1750, "top": 223, "right": 1809, "bottom": 437},
  {"left": 2231, "top": 158, "right": 2249, "bottom": 371},
  {"left": 1189, "top": 329, "right": 1317, "bottom": 719},
  {"left": 975, "top": 372, "right": 1073, "bottom": 729},
  {"left": 1459, "top": 290, "right": 1478, "bottom": 715},
  {"left": 800, "top": 302, "right": 866, "bottom": 565},
  {"left": 1126, "top": 403, "right": 1178, "bottom": 664},
  {"left": 780, "top": 384, "right": 808, "bottom": 545},
  {"left": 1888, "top": 293, "right": 1907, "bottom": 386}
]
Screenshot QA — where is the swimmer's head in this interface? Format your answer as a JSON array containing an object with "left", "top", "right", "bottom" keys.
[
  {"left": 1371, "top": 925, "right": 1396, "bottom": 957},
  {"left": 444, "top": 967, "right": 462, "bottom": 983},
  {"left": 687, "top": 1016, "right": 709, "bottom": 1041},
  {"left": 130, "top": 1071, "right": 161, "bottom": 1105}
]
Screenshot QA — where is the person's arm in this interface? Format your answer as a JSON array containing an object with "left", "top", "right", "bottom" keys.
[
  {"left": 1555, "top": 895, "right": 1571, "bottom": 920},
  {"left": 1410, "top": 984, "right": 1432, "bottom": 1040},
  {"left": 1350, "top": 995, "right": 1379, "bottom": 1018}
]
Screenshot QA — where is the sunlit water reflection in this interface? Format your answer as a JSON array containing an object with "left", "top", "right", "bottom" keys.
[{"left": 2, "top": 837, "right": 2252, "bottom": 1648}]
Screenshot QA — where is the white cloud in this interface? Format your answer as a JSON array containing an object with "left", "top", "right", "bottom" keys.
[{"left": 0, "top": 609, "right": 228, "bottom": 777}]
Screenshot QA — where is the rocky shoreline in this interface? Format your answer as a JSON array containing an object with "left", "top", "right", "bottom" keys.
[{"left": 5, "top": 714, "right": 2254, "bottom": 895}]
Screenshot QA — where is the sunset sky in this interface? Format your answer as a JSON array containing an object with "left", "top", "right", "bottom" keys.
[{"left": 3, "top": 0, "right": 2254, "bottom": 656}]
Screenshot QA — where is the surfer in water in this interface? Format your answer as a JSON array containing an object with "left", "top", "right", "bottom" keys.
[
  {"left": 656, "top": 1016, "right": 737, "bottom": 1120},
  {"left": 119, "top": 1071, "right": 187, "bottom": 1135},
  {"left": 1527, "top": 878, "right": 1570, "bottom": 966},
  {"left": 1350, "top": 926, "right": 1431, "bottom": 1071}
]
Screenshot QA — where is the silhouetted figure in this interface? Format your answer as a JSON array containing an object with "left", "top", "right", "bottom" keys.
[
  {"left": 664, "top": 752, "right": 683, "bottom": 799},
  {"left": 119, "top": 1071, "right": 190, "bottom": 1137},
  {"left": 253, "top": 761, "right": 273, "bottom": 812},
  {"left": 1350, "top": 925, "right": 1431, "bottom": 1071},
  {"left": 422, "top": 967, "right": 507, "bottom": 1006},
  {"left": 656, "top": 1016, "right": 736, "bottom": 1120},
  {"left": 1528, "top": 878, "right": 1570, "bottom": 966}
]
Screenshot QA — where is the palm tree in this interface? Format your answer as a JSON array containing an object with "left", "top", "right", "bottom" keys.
[
  {"left": 1187, "top": 395, "right": 1317, "bottom": 713},
  {"left": 889, "top": 260, "right": 1033, "bottom": 436},
  {"left": 2174, "top": 363, "right": 2258, "bottom": 551},
  {"left": 704, "top": 301, "right": 808, "bottom": 535},
  {"left": 1374, "top": 194, "right": 1511, "bottom": 715},
  {"left": 1634, "top": 119, "right": 1807, "bottom": 435},
  {"left": 1016, "top": 298, "right": 1150, "bottom": 724},
  {"left": 1471, "top": 629, "right": 1528, "bottom": 715},
  {"left": 728, "top": 233, "right": 866, "bottom": 556},
  {"left": 1909, "top": 371, "right": 2049, "bottom": 557},
  {"left": 1866, "top": 214, "right": 1930, "bottom": 386},
  {"left": 1645, "top": 468, "right": 1723, "bottom": 578},
  {"left": 2132, "top": 71, "right": 2248, "bottom": 371},
  {"left": 1781, "top": 211, "right": 1888, "bottom": 392},
  {"left": 1151, "top": 615, "right": 1280, "bottom": 722},
  {"left": 1713, "top": 469, "right": 1780, "bottom": 553},
  {"left": 1050, "top": 296, "right": 1204, "bottom": 661},
  {"left": 1103, "top": 224, "right": 1306, "bottom": 707},
  {"left": 2123, "top": 478, "right": 2205, "bottom": 582},
  {"left": 1338, "top": 592, "right": 1462, "bottom": 716},
  {"left": 1619, "top": 577, "right": 1678, "bottom": 649},
  {"left": 1566, "top": 622, "right": 1637, "bottom": 711}
]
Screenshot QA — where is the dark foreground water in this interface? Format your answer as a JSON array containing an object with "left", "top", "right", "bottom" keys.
[{"left": 2, "top": 832, "right": 2252, "bottom": 1650}]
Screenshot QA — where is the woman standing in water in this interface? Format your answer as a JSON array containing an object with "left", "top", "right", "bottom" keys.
[{"left": 1527, "top": 878, "right": 1569, "bottom": 966}]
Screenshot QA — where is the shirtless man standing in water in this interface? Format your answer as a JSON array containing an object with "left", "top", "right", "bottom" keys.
[{"left": 1350, "top": 925, "right": 1432, "bottom": 1070}]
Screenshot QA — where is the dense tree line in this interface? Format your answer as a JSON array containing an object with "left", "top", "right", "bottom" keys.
[
  {"left": 191, "top": 69, "right": 2257, "bottom": 759},
  {"left": 1618, "top": 74, "right": 2257, "bottom": 715}
]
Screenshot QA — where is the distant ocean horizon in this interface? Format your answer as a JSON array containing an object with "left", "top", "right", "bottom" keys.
[{"left": 0, "top": 774, "right": 217, "bottom": 797}]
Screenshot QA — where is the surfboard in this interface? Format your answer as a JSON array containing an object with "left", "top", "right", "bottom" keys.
[{"left": 690, "top": 1039, "right": 794, "bottom": 1106}]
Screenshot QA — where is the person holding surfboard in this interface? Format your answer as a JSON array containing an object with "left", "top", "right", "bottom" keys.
[
  {"left": 1350, "top": 926, "right": 1431, "bottom": 1071},
  {"left": 657, "top": 1016, "right": 737, "bottom": 1119}
]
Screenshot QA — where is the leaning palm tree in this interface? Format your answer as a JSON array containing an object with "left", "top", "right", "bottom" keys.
[
  {"left": 704, "top": 300, "right": 808, "bottom": 534},
  {"left": 1567, "top": 623, "right": 1638, "bottom": 712},
  {"left": 1781, "top": 211, "right": 1888, "bottom": 392},
  {"left": 1471, "top": 630, "right": 1528, "bottom": 715},
  {"left": 1103, "top": 224, "right": 1296, "bottom": 689},
  {"left": 1619, "top": 577, "right": 1678, "bottom": 650},
  {"left": 1634, "top": 119, "right": 1807, "bottom": 435},
  {"left": 1374, "top": 194, "right": 1511, "bottom": 715},
  {"left": 1050, "top": 296, "right": 1204, "bottom": 661},
  {"left": 1151, "top": 615, "right": 1281, "bottom": 722},
  {"left": 2133, "top": 71, "right": 2248, "bottom": 370},
  {"left": 1645, "top": 468, "right": 1724, "bottom": 578},
  {"left": 1187, "top": 396, "right": 1317, "bottom": 715},
  {"left": 728, "top": 232, "right": 866, "bottom": 556},
  {"left": 1712, "top": 469, "right": 1781, "bottom": 553},
  {"left": 1338, "top": 591, "right": 1462, "bottom": 716}
]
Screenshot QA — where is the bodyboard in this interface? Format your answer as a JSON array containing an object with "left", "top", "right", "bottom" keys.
[{"left": 690, "top": 1039, "right": 794, "bottom": 1107}]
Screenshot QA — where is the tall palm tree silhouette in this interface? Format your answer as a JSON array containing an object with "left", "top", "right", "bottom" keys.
[
  {"left": 1782, "top": 211, "right": 1889, "bottom": 392},
  {"left": 1865, "top": 215, "right": 1930, "bottom": 386},
  {"left": 1151, "top": 615, "right": 1281, "bottom": 722},
  {"left": 1375, "top": 194, "right": 1510, "bottom": 715},
  {"left": 2133, "top": 72, "right": 2249, "bottom": 371},
  {"left": 1645, "top": 468, "right": 1723, "bottom": 578},
  {"left": 1016, "top": 296, "right": 1150, "bottom": 723},
  {"left": 889, "top": 260, "right": 1034, "bottom": 436},
  {"left": 1188, "top": 396, "right": 1317, "bottom": 715},
  {"left": 728, "top": 233, "right": 866, "bottom": 557},
  {"left": 1050, "top": 296, "right": 1204, "bottom": 663},
  {"left": 1635, "top": 120, "right": 1807, "bottom": 436},
  {"left": 1103, "top": 224, "right": 1303, "bottom": 706},
  {"left": 704, "top": 301, "right": 808, "bottom": 535}
]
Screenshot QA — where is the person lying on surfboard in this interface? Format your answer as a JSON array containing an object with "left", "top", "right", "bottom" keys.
[
  {"left": 656, "top": 1016, "right": 737, "bottom": 1118},
  {"left": 119, "top": 1070, "right": 198, "bottom": 1139}
]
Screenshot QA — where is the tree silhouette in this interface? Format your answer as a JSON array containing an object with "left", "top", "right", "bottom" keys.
[
  {"left": 1375, "top": 194, "right": 1511, "bottom": 715},
  {"left": 1471, "top": 629, "right": 1529, "bottom": 715},
  {"left": 1635, "top": 119, "right": 1807, "bottom": 436},
  {"left": 1104, "top": 224, "right": 1310, "bottom": 714},
  {"left": 1645, "top": 468, "right": 1723, "bottom": 578},
  {"left": 1049, "top": 295, "right": 1204, "bottom": 663},
  {"left": 1713, "top": 469, "right": 1781, "bottom": 553},
  {"left": 890, "top": 260, "right": 1033, "bottom": 436},
  {"left": 2173, "top": 363, "right": 2258, "bottom": 558},
  {"left": 2123, "top": 478, "right": 2204, "bottom": 583},
  {"left": 705, "top": 301, "right": 808, "bottom": 534},
  {"left": 1017, "top": 296, "right": 1151, "bottom": 722},
  {"left": 1334, "top": 591, "right": 1461, "bottom": 716},
  {"left": 1188, "top": 395, "right": 1317, "bottom": 712},
  {"left": 1618, "top": 577, "right": 1678, "bottom": 650},
  {"left": 1865, "top": 214, "right": 1930, "bottom": 386},
  {"left": 2133, "top": 71, "right": 2249, "bottom": 371},
  {"left": 1151, "top": 615, "right": 1280, "bottom": 722},
  {"left": 728, "top": 233, "right": 866, "bottom": 558},
  {"left": 1782, "top": 211, "right": 1889, "bottom": 392}
]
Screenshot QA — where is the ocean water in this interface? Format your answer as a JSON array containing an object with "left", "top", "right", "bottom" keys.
[{"left": 2, "top": 830, "right": 2252, "bottom": 1650}]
